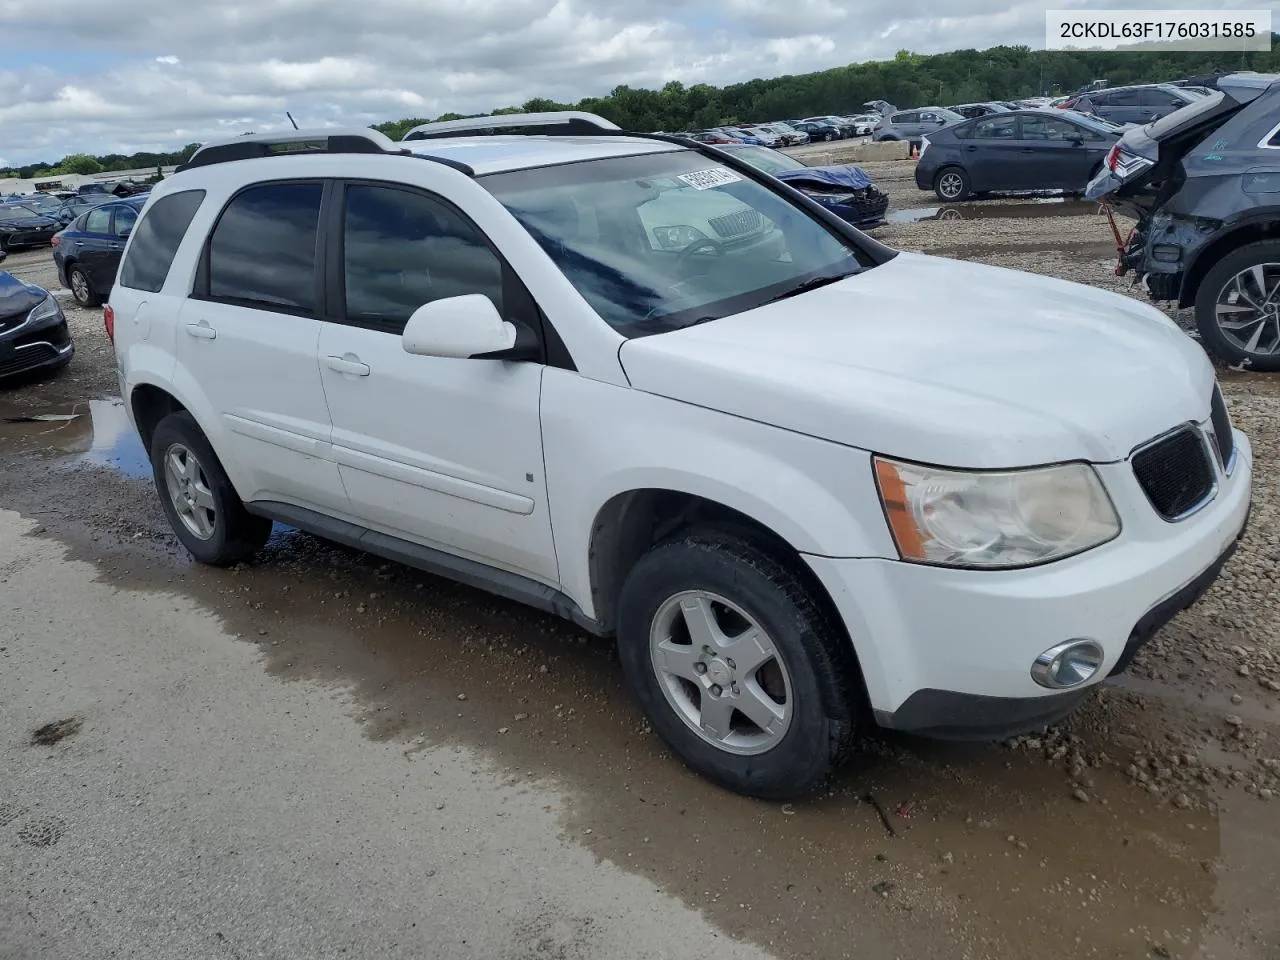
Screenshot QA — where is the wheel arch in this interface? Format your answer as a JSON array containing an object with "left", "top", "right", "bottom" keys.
[{"left": 1178, "top": 215, "right": 1280, "bottom": 308}]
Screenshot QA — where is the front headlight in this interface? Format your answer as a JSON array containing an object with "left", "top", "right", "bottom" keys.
[
  {"left": 653, "top": 225, "right": 707, "bottom": 250},
  {"left": 27, "top": 293, "right": 63, "bottom": 327},
  {"left": 873, "top": 457, "right": 1120, "bottom": 569}
]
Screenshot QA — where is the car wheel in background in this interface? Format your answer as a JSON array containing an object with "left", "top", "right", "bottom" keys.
[
  {"left": 616, "top": 529, "right": 859, "bottom": 799},
  {"left": 1195, "top": 241, "right": 1280, "bottom": 372},
  {"left": 934, "top": 166, "right": 972, "bottom": 202},
  {"left": 67, "top": 266, "right": 101, "bottom": 308},
  {"left": 149, "top": 411, "right": 274, "bottom": 566}
]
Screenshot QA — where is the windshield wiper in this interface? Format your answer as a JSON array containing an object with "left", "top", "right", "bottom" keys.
[{"left": 761, "top": 271, "right": 854, "bottom": 305}]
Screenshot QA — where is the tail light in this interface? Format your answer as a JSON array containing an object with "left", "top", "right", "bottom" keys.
[
  {"left": 1105, "top": 143, "right": 1155, "bottom": 179},
  {"left": 1105, "top": 143, "right": 1121, "bottom": 171},
  {"left": 103, "top": 303, "right": 115, "bottom": 344},
  {"left": 51, "top": 233, "right": 61, "bottom": 247},
  {"left": 918, "top": 136, "right": 931, "bottom": 158}
]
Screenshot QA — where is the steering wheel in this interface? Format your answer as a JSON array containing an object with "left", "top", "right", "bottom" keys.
[{"left": 676, "top": 237, "right": 725, "bottom": 269}]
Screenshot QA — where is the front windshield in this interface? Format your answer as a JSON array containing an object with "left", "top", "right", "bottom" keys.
[
  {"left": 484, "top": 150, "right": 870, "bottom": 336},
  {"left": 726, "top": 145, "right": 807, "bottom": 175},
  {"left": 938, "top": 109, "right": 967, "bottom": 123}
]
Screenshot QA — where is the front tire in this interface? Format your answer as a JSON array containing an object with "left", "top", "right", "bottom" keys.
[
  {"left": 67, "top": 265, "right": 101, "bottom": 308},
  {"left": 1195, "top": 241, "right": 1280, "bottom": 371},
  {"left": 934, "top": 166, "right": 971, "bottom": 202},
  {"left": 617, "top": 530, "right": 858, "bottom": 800},
  {"left": 149, "top": 411, "right": 272, "bottom": 566}
]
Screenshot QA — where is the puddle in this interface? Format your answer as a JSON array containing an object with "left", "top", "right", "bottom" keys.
[
  {"left": 0, "top": 397, "right": 150, "bottom": 478},
  {"left": 889, "top": 199, "right": 1103, "bottom": 224}
]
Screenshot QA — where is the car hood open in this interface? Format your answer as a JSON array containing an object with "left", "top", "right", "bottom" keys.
[{"left": 618, "top": 252, "right": 1214, "bottom": 468}]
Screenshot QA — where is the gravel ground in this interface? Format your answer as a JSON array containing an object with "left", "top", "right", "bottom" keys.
[{"left": 3, "top": 175, "right": 1280, "bottom": 960}]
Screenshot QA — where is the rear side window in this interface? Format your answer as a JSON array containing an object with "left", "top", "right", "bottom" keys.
[
  {"left": 207, "top": 182, "right": 321, "bottom": 312},
  {"left": 84, "top": 206, "right": 112, "bottom": 234},
  {"left": 113, "top": 205, "right": 138, "bottom": 237},
  {"left": 1141, "top": 87, "right": 1185, "bottom": 107},
  {"left": 120, "top": 190, "right": 205, "bottom": 293},
  {"left": 891, "top": 112, "right": 917, "bottom": 124},
  {"left": 1019, "top": 116, "right": 1080, "bottom": 140},
  {"left": 341, "top": 183, "right": 504, "bottom": 335}
]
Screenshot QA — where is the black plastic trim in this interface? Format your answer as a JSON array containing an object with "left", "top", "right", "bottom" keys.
[
  {"left": 245, "top": 501, "right": 604, "bottom": 634},
  {"left": 875, "top": 687, "right": 1089, "bottom": 740}
]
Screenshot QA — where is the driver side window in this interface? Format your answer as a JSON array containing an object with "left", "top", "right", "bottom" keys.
[{"left": 342, "top": 184, "right": 505, "bottom": 335}]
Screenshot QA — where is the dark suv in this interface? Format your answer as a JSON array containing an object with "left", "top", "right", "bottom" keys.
[
  {"left": 1086, "top": 72, "right": 1280, "bottom": 369},
  {"left": 1062, "top": 84, "right": 1201, "bottom": 126}
]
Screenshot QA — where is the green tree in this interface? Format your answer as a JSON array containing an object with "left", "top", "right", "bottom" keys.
[{"left": 58, "top": 154, "right": 103, "bottom": 175}]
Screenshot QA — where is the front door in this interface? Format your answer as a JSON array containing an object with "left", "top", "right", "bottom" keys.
[
  {"left": 317, "top": 180, "right": 557, "bottom": 583},
  {"left": 1013, "top": 115, "right": 1097, "bottom": 190},
  {"left": 176, "top": 179, "right": 346, "bottom": 512}
]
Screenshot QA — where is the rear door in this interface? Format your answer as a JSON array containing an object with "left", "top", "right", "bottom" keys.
[
  {"left": 1103, "top": 88, "right": 1144, "bottom": 124},
  {"left": 177, "top": 180, "right": 348, "bottom": 512},
  {"left": 100, "top": 204, "right": 138, "bottom": 297},
  {"left": 963, "top": 114, "right": 1021, "bottom": 189},
  {"left": 76, "top": 205, "right": 117, "bottom": 291},
  {"left": 1140, "top": 86, "right": 1189, "bottom": 121}
]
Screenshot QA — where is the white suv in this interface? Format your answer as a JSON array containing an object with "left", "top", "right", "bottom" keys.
[{"left": 109, "top": 112, "right": 1252, "bottom": 799}]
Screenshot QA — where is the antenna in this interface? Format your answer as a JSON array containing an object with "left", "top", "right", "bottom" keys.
[{"left": 286, "top": 112, "right": 299, "bottom": 130}]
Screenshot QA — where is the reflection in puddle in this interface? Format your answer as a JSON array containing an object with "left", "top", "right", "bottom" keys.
[
  {"left": 889, "top": 199, "right": 1103, "bottom": 224},
  {"left": 0, "top": 397, "right": 150, "bottom": 478}
]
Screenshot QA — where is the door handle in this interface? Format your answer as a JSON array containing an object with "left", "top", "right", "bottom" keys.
[
  {"left": 108, "top": 243, "right": 121, "bottom": 250},
  {"left": 326, "top": 355, "right": 370, "bottom": 377},
  {"left": 1021, "top": 148, "right": 1036, "bottom": 154},
  {"left": 73, "top": 240, "right": 84, "bottom": 246},
  {"left": 964, "top": 144, "right": 978, "bottom": 151},
  {"left": 184, "top": 322, "right": 216, "bottom": 340}
]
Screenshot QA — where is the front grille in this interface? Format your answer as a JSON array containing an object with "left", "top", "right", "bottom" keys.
[
  {"left": 1132, "top": 426, "right": 1215, "bottom": 520},
  {"left": 15, "top": 321, "right": 69, "bottom": 349},
  {"left": 707, "top": 209, "right": 763, "bottom": 238},
  {"left": 0, "top": 314, "right": 22, "bottom": 335},
  {"left": 0, "top": 344, "right": 59, "bottom": 378},
  {"left": 1210, "top": 386, "right": 1235, "bottom": 470}
]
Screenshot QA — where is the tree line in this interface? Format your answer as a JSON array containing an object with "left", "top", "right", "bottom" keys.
[{"left": 7, "top": 42, "right": 1278, "bottom": 179}]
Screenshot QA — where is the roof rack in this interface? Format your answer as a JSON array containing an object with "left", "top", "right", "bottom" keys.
[
  {"left": 402, "top": 111, "right": 622, "bottom": 141},
  {"left": 177, "top": 128, "right": 475, "bottom": 176}
]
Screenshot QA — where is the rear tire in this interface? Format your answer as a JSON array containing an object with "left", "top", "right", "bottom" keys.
[
  {"left": 934, "top": 166, "right": 972, "bottom": 202},
  {"left": 149, "top": 411, "right": 273, "bottom": 566},
  {"left": 1195, "top": 240, "right": 1280, "bottom": 372},
  {"left": 616, "top": 530, "right": 858, "bottom": 800},
  {"left": 67, "top": 265, "right": 101, "bottom": 308}
]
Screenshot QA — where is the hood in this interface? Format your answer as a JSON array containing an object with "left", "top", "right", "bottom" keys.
[
  {"left": 618, "top": 253, "right": 1214, "bottom": 468},
  {"left": 0, "top": 213, "right": 57, "bottom": 229},
  {"left": 0, "top": 271, "right": 48, "bottom": 321},
  {"left": 775, "top": 165, "right": 873, "bottom": 191}
]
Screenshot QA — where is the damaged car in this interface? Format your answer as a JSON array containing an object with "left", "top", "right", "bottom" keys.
[
  {"left": 0, "top": 272, "right": 74, "bottom": 381},
  {"left": 724, "top": 143, "right": 890, "bottom": 226},
  {"left": 1086, "top": 72, "right": 1280, "bottom": 370}
]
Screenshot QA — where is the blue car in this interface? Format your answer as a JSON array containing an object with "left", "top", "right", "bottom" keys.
[
  {"left": 715, "top": 126, "right": 764, "bottom": 145},
  {"left": 51, "top": 194, "right": 147, "bottom": 306},
  {"left": 0, "top": 202, "right": 61, "bottom": 252},
  {"left": 721, "top": 144, "right": 889, "bottom": 226},
  {"left": 0, "top": 271, "right": 73, "bottom": 382}
]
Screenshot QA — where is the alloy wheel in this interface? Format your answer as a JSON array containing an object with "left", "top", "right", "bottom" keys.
[
  {"left": 648, "top": 590, "right": 793, "bottom": 756},
  {"left": 1215, "top": 263, "right": 1280, "bottom": 357},
  {"left": 938, "top": 172, "right": 965, "bottom": 200},
  {"left": 70, "top": 270, "right": 90, "bottom": 304},
  {"left": 163, "top": 443, "right": 218, "bottom": 540}
]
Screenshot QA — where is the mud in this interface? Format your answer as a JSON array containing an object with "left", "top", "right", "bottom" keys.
[
  {"left": 28, "top": 717, "right": 83, "bottom": 746},
  {"left": 3, "top": 201, "right": 1280, "bottom": 959}
]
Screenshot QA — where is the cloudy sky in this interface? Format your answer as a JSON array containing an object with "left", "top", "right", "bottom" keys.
[{"left": 0, "top": 0, "right": 1254, "bottom": 167}]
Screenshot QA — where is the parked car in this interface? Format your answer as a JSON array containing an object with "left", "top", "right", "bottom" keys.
[
  {"left": 1086, "top": 72, "right": 1280, "bottom": 370},
  {"left": 873, "top": 108, "right": 966, "bottom": 146},
  {"left": 915, "top": 109, "right": 1119, "bottom": 201},
  {"left": 110, "top": 114, "right": 1252, "bottom": 801},
  {"left": 716, "top": 126, "right": 764, "bottom": 145},
  {"left": 740, "top": 126, "right": 783, "bottom": 147},
  {"left": 801, "top": 116, "right": 856, "bottom": 137},
  {"left": 53, "top": 194, "right": 115, "bottom": 225},
  {"left": 0, "top": 204, "right": 60, "bottom": 251},
  {"left": 946, "top": 102, "right": 1011, "bottom": 119},
  {"left": 723, "top": 144, "right": 889, "bottom": 226},
  {"left": 790, "top": 120, "right": 843, "bottom": 142},
  {"left": 689, "top": 130, "right": 744, "bottom": 145},
  {"left": 0, "top": 271, "right": 73, "bottom": 381},
  {"left": 8, "top": 194, "right": 64, "bottom": 218},
  {"left": 844, "top": 115, "right": 879, "bottom": 135},
  {"left": 759, "top": 122, "right": 809, "bottom": 146},
  {"left": 1058, "top": 84, "right": 1201, "bottom": 125},
  {"left": 52, "top": 195, "right": 146, "bottom": 307}
]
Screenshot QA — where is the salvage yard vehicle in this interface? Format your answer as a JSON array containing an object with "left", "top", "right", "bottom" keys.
[
  {"left": 723, "top": 143, "right": 889, "bottom": 226},
  {"left": 872, "top": 107, "right": 965, "bottom": 147},
  {"left": 0, "top": 203, "right": 60, "bottom": 251},
  {"left": 110, "top": 113, "right": 1251, "bottom": 799},
  {"left": 51, "top": 194, "right": 146, "bottom": 306},
  {"left": 1059, "top": 83, "right": 1202, "bottom": 126},
  {"left": 1087, "top": 72, "right": 1280, "bottom": 371},
  {"left": 916, "top": 109, "right": 1120, "bottom": 201},
  {"left": 0, "top": 271, "right": 73, "bottom": 381}
]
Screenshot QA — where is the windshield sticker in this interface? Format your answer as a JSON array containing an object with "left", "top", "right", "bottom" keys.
[{"left": 677, "top": 169, "right": 744, "bottom": 191}]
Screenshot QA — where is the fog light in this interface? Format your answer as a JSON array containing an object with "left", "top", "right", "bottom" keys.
[{"left": 1031, "top": 640, "right": 1104, "bottom": 689}]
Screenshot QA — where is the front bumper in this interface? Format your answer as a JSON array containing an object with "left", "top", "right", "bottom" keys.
[
  {"left": 0, "top": 339, "right": 74, "bottom": 380},
  {"left": 804, "top": 429, "right": 1252, "bottom": 739}
]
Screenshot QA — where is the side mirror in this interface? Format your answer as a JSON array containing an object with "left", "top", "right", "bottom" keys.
[
  {"left": 1066, "top": 132, "right": 1085, "bottom": 145},
  {"left": 401, "top": 294, "right": 538, "bottom": 361},
  {"left": 119, "top": 228, "right": 132, "bottom": 239},
  {"left": 935, "top": 118, "right": 947, "bottom": 125}
]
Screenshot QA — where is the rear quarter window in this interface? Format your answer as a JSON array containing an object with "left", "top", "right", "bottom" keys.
[{"left": 119, "top": 190, "right": 206, "bottom": 293}]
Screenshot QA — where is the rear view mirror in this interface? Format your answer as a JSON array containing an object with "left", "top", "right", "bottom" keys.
[{"left": 402, "top": 294, "right": 537, "bottom": 361}]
